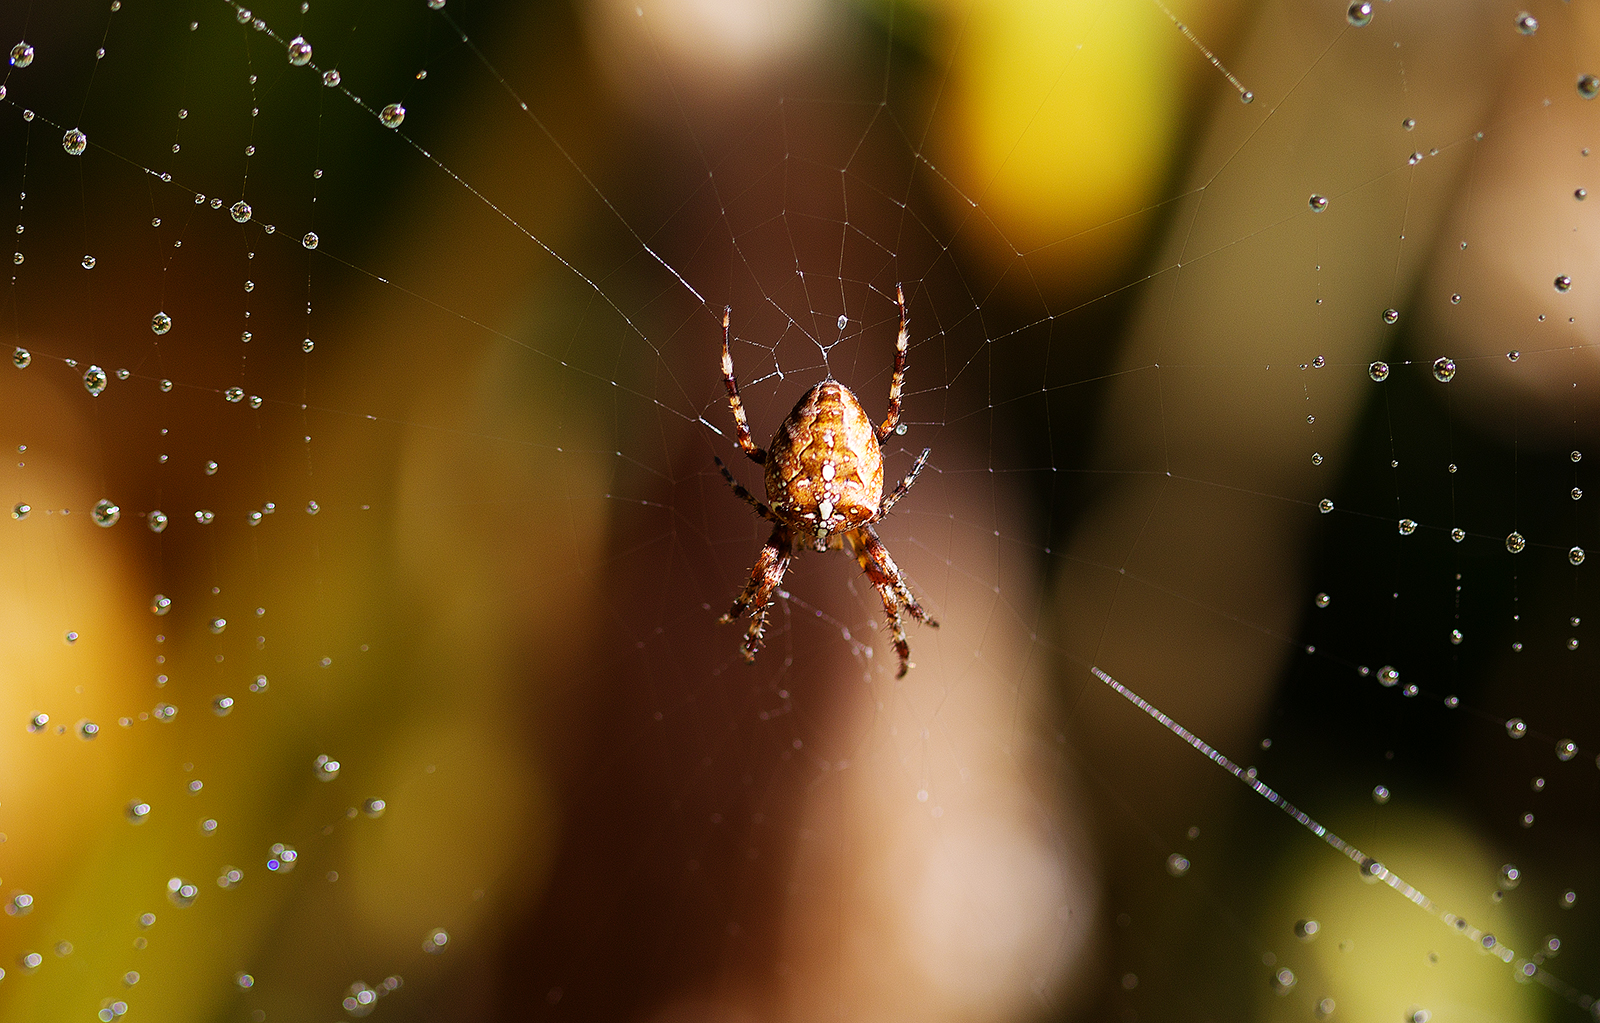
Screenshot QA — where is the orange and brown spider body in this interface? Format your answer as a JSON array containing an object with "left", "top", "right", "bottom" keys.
[
  {"left": 714, "top": 285, "right": 937, "bottom": 677},
  {"left": 765, "top": 381, "right": 883, "bottom": 552}
]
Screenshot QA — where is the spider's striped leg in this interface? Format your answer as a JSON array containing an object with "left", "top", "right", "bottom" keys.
[
  {"left": 715, "top": 456, "right": 778, "bottom": 523},
  {"left": 877, "top": 447, "right": 931, "bottom": 519},
  {"left": 877, "top": 283, "right": 910, "bottom": 442},
  {"left": 854, "top": 525, "right": 937, "bottom": 678},
  {"left": 719, "top": 523, "right": 792, "bottom": 662},
  {"left": 721, "top": 306, "right": 766, "bottom": 465}
]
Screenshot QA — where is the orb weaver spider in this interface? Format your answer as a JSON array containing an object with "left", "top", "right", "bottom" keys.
[{"left": 714, "top": 284, "right": 937, "bottom": 678}]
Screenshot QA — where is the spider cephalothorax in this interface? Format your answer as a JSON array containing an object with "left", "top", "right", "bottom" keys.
[{"left": 714, "top": 285, "right": 937, "bottom": 678}]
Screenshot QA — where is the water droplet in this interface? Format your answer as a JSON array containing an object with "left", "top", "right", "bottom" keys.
[
  {"left": 1294, "top": 919, "right": 1319, "bottom": 940},
  {"left": 12, "top": 347, "right": 30, "bottom": 369},
  {"left": 379, "top": 103, "right": 406, "bottom": 129},
  {"left": 209, "top": 618, "right": 226, "bottom": 634},
  {"left": 81, "top": 254, "right": 96, "bottom": 270},
  {"left": 159, "top": 378, "right": 172, "bottom": 392},
  {"left": 1358, "top": 856, "right": 1384, "bottom": 882},
  {"left": 1507, "top": 718, "right": 1527, "bottom": 739},
  {"left": 835, "top": 313, "right": 848, "bottom": 330},
  {"left": 1580, "top": 75, "right": 1600, "bottom": 100},
  {"left": 27, "top": 712, "right": 48, "bottom": 732},
  {"left": 1164, "top": 852, "right": 1191, "bottom": 876},
  {"left": 302, "top": 338, "right": 315, "bottom": 353},
  {"left": 314, "top": 754, "right": 340, "bottom": 781},
  {"left": 1450, "top": 628, "right": 1463, "bottom": 644},
  {"left": 77, "top": 366, "right": 111, "bottom": 400},
  {"left": 1577, "top": 189, "right": 1588, "bottom": 202},
  {"left": 1366, "top": 360, "right": 1391, "bottom": 382},
  {"left": 92, "top": 499, "right": 120, "bottom": 527},
  {"left": 126, "top": 801, "right": 151, "bottom": 824},
  {"left": 363, "top": 798, "right": 387, "bottom": 817},
  {"left": 1311, "top": 452, "right": 1323, "bottom": 465},
  {"left": 213, "top": 696, "right": 234, "bottom": 716},
  {"left": 1402, "top": 118, "right": 1416, "bottom": 131},
  {"left": 1572, "top": 547, "right": 1586, "bottom": 565},
  {"left": 1398, "top": 518, "right": 1417, "bottom": 535},
  {"left": 1516, "top": 12, "right": 1538, "bottom": 34},
  {"left": 11, "top": 503, "right": 28, "bottom": 520},
  {"left": 1506, "top": 531, "right": 1526, "bottom": 554},
  {"left": 1318, "top": 498, "right": 1334, "bottom": 514},
  {"left": 151, "top": 311, "right": 172, "bottom": 335},
  {"left": 61, "top": 128, "right": 86, "bottom": 156},
  {"left": 1377, "top": 665, "right": 1399, "bottom": 687},
  {"left": 1271, "top": 967, "right": 1296, "bottom": 993},
  {"left": 147, "top": 510, "right": 168, "bottom": 533},
  {"left": 1309, "top": 194, "right": 1329, "bottom": 212},
  {"left": 7, "top": 893, "right": 33, "bottom": 916},
  {"left": 225, "top": 387, "right": 244, "bottom": 403},
  {"left": 230, "top": 200, "right": 251, "bottom": 224},
  {"left": 1372, "top": 785, "right": 1390, "bottom": 804},
  {"left": 1408, "top": 152, "right": 1424, "bottom": 166},
  {"left": 307, "top": 500, "right": 320, "bottom": 515},
  {"left": 1346, "top": 1, "right": 1372, "bottom": 26},
  {"left": 250, "top": 674, "right": 269, "bottom": 693},
  {"left": 153, "top": 703, "right": 176, "bottom": 722},
  {"left": 78, "top": 719, "right": 99, "bottom": 740},
  {"left": 287, "top": 35, "right": 312, "bottom": 65},
  {"left": 166, "top": 878, "right": 198, "bottom": 907},
  {"left": 322, "top": 68, "right": 341, "bottom": 87},
  {"left": 301, "top": 231, "right": 319, "bottom": 250},
  {"left": 266, "top": 843, "right": 297, "bottom": 872},
  {"left": 194, "top": 509, "right": 214, "bottom": 525},
  {"left": 1574, "top": 450, "right": 1585, "bottom": 463},
  {"left": 1383, "top": 308, "right": 1400, "bottom": 324},
  {"left": 1432, "top": 357, "right": 1456, "bottom": 382}
]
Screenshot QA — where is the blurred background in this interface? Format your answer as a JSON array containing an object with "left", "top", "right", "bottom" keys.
[{"left": 1, "top": 0, "right": 1598, "bottom": 1020}]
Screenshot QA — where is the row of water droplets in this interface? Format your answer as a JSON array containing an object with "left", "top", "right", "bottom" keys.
[{"left": 3, "top": 2, "right": 470, "bottom": 1014}]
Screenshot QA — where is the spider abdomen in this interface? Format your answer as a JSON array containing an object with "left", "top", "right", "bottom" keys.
[{"left": 765, "top": 381, "right": 883, "bottom": 546}]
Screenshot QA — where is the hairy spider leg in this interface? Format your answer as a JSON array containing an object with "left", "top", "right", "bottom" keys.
[
  {"left": 719, "top": 523, "right": 793, "bottom": 662},
  {"left": 877, "top": 447, "right": 931, "bottom": 520},
  {"left": 877, "top": 283, "right": 910, "bottom": 442},
  {"left": 721, "top": 306, "right": 766, "bottom": 465},
  {"left": 714, "top": 455, "right": 778, "bottom": 523},
  {"left": 853, "top": 524, "right": 938, "bottom": 678}
]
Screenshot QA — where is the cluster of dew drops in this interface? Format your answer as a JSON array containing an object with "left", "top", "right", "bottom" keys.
[{"left": 5, "top": 2, "right": 473, "bottom": 1013}]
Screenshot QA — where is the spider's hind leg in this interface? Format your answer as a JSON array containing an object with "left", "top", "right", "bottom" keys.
[
  {"left": 721, "top": 306, "right": 767, "bottom": 466},
  {"left": 720, "top": 523, "right": 792, "bottom": 662},
  {"left": 877, "top": 283, "right": 910, "bottom": 442}
]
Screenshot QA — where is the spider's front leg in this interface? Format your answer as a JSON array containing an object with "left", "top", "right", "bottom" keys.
[
  {"left": 853, "top": 524, "right": 937, "bottom": 678},
  {"left": 721, "top": 306, "right": 767, "bottom": 466},
  {"left": 719, "top": 523, "right": 792, "bottom": 662}
]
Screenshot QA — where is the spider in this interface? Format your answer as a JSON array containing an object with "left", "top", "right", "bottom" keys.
[{"left": 714, "top": 284, "right": 937, "bottom": 678}]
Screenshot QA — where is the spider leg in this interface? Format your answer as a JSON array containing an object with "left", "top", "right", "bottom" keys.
[
  {"left": 877, "top": 447, "right": 931, "bottom": 519},
  {"left": 877, "top": 283, "right": 910, "bottom": 442},
  {"left": 721, "top": 306, "right": 767, "bottom": 465},
  {"left": 714, "top": 456, "right": 779, "bottom": 523},
  {"left": 719, "top": 523, "right": 792, "bottom": 663},
  {"left": 853, "top": 524, "right": 937, "bottom": 678}
]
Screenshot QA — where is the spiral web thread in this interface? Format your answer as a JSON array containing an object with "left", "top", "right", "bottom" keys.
[{"left": 1089, "top": 665, "right": 1597, "bottom": 1013}]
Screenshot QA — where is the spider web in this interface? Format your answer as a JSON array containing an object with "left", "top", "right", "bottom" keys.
[{"left": 0, "top": 0, "right": 1597, "bottom": 1021}]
